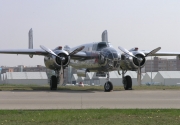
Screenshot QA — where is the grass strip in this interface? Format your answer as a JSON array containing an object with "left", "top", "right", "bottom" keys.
[{"left": 0, "top": 109, "right": 180, "bottom": 125}]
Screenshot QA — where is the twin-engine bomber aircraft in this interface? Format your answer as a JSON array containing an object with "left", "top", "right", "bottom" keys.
[{"left": 1, "top": 29, "right": 180, "bottom": 92}]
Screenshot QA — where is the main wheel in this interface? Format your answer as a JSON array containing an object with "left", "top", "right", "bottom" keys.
[
  {"left": 123, "top": 75, "right": 132, "bottom": 90},
  {"left": 50, "top": 75, "right": 57, "bottom": 90},
  {"left": 104, "top": 81, "right": 113, "bottom": 92}
]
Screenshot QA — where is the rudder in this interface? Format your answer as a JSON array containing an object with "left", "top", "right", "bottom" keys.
[
  {"left": 28, "top": 28, "right": 33, "bottom": 49},
  {"left": 28, "top": 28, "right": 33, "bottom": 58}
]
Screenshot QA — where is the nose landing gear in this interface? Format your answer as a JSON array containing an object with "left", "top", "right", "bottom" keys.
[
  {"left": 104, "top": 81, "right": 113, "bottom": 92},
  {"left": 104, "top": 72, "right": 113, "bottom": 92}
]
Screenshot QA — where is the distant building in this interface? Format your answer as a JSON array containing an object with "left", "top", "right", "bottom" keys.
[
  {"left": 1, "top": 65, "right": 47, "bottom": 73},
  {"left": 144, "top": 56, "right": 180, "bottom": 72},
  {"left": 0, "top": 65, "right": 77, "bottom": 84}
]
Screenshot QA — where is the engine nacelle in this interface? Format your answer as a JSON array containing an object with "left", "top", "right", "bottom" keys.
[
  {"left": 44, "top": 50, "right": 70, "bottom": 70},
  {"left": 120, "top": 51, "right": 146, "bottom": 70}
]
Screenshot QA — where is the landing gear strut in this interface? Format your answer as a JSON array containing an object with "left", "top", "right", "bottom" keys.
[
  {"left": 122, "top": 70, "right": 132, "bottom": 90},
  {"left": 104, "top": 72, "right": 113, "bottom": 92}
]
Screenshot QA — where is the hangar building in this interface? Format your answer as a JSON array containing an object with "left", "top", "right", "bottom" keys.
[
  {"left": 153, "top": 71, "right": 180, "bottom": 86},
  {"left": 1, "top": 72, "right": 48, "bottom": 85},
  {"left": 142, "top": 72, "right": 157, "bottom": 85}
]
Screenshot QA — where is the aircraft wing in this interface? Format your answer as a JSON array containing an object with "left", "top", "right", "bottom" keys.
[
  {"left": 142, "top": 50, "right": 180, "bottom": 56},
  {"left": 0, "top": 48, "right": 95, "bottom": 60},
  {"left": 0, "top": 49, "right": 48, "bottom": 55}
]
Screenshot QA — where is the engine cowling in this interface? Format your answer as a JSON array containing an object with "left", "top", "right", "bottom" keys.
[
  {"left": 120, "top": 51, "right": 146, "bottom": 70},
  {"left": 44, "top": 50, "right": 70, "bottom": 70}
]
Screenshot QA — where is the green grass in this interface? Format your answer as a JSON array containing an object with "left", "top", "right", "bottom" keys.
[
  {"left": 0, "top": 109, "right": 180, "bottom": 125},
  {"left": 0, "top": 84, "right": 180, "bottom": 91}
]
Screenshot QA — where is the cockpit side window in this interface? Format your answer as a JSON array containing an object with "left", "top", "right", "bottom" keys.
[{"left": 97, "top": 42, "right": 107, "bottom": 51}]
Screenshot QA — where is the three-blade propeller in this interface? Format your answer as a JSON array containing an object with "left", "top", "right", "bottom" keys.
[
  {"left": 118, "top": 46, "right": 161, "bottom": 86},
  {"left": 40, "top": 45, "right": 84, "bottom": 85}
]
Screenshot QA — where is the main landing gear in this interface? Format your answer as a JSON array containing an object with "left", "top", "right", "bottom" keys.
[
  {"left": 50, "top": 75, "right": 58, "bottom": 90},
  {"left": 50, "top": 70, "right": 60, "bottom": 90},
  {"left": 122, "top": 70, "right": 132, "bottom": 90}
]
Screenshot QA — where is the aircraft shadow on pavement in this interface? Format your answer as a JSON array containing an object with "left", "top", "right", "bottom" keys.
[
  {"left": 2, "top": 87, "right": 105, "bottom": 93},
  {"left": 0, "top": 85, "right": 125, "bottom": 93}
]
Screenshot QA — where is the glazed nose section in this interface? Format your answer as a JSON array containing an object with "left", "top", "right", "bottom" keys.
[
  {"left": 107, "top": 52, "right": 118, "bottom": 60},
  {"left": 106, "top": 52, "right": 120, "bottom": 68},
  {"left": 101, "top": 47, "right": 120, "bottom": 68}
]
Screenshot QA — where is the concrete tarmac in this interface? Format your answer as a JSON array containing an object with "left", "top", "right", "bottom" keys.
[{"left": 0, "top": 90, "right": 180, "bottom": 109}]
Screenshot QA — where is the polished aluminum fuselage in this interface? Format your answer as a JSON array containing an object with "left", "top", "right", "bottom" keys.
[{"left": 68, "top": 42, "right": 121, "bottom": 72}]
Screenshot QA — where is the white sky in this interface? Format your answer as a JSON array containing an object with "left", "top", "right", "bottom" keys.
[{"left": 0, "top": 0, "right": 180, "bottom": 66}]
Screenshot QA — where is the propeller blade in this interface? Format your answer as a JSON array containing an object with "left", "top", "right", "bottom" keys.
[
  {"left": 59, "top": 62, "right": 64, "bottom": 85},
  {"left": 118, "top": 46, "right": 138, "bottom": 59},
  {"left": 137, "top": 67, "right": 141, "bottom": 85},
  {"left": 69, "top": 46, "right": 85, "bottom": 56},
  {"left": 145, "top": 47, "right": 161, "bottom": 57},
  {"left": 40, "top": 45, "right": 60, "bottom": 58}
]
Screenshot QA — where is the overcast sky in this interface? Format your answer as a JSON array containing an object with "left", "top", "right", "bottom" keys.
[{"left": 0, "top": 0, "right": 180, "bottom": 66}]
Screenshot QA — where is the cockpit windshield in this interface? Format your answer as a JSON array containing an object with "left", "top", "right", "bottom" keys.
[
  {"left": 97, "top": 42, "right": 107, "bottom": 51},
  {"left": 96, "top": 42, "right": 113, "bottom": 51}
]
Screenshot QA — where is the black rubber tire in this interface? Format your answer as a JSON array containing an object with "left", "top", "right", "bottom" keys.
[
  {"left": 123, "top": 75, "right": 132, "bottom": 90},
  {"left": 50, "top": 75, "right": 57, "bottom": 90},
  {"left": 104, "top": 81, "right": 113, "bottom": 92}
]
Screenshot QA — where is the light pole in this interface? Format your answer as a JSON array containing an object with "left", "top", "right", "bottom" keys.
[{"left": 151, "top": 56, "right": 152, "bottom": 84}]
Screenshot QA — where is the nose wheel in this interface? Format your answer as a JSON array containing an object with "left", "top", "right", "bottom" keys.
[
  {"left": 104, "top": 72, "right": 113, "bottom": 92},
  {"left": 104, "top": 81, "right": 113, "bottom": 92}
]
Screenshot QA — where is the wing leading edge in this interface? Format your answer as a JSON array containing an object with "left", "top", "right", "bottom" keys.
[
  {"left": 0, "top": 48, "right": 93, "bottom": 60},
  {"left": 142, "top": 50, "right": 180, "bottom": 57},
  {"left": 0, "top": 49, "right": 48, "bottom": 55}
]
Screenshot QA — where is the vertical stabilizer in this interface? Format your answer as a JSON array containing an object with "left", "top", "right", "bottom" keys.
[
  {"left": 28, "top": 28, "right": 33, "bottom": 49},
  {"left": 28, "top": 28, "right": 33, "bottom": 58},
  {"left": 102, "top": 30, "right": 108, "bottom": 42}
]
